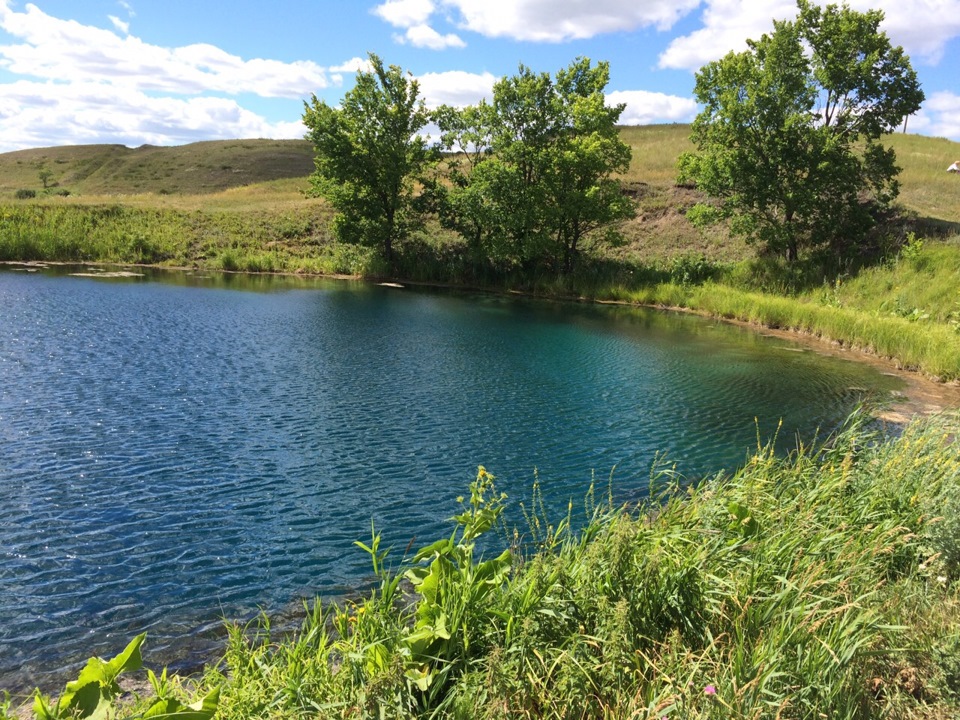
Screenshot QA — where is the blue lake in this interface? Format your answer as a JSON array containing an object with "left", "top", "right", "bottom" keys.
[{"left": 0, "top": 266, "right": 904, "bottom": 692}]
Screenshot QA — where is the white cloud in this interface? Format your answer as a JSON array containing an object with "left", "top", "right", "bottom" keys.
[
  {"left": 443, "top": 0, "right": 702, "bottom": 41},
  {"left": 0, "top": 2, "right": 333, "bottom": 98},
  {"left": 107, "top": 15, "right": 129, "bottom": 35},
  {"left": 910, "top": 91, "right": 960, "bottom": 141},
  {"left": 326, "top": 56, "right": 373, "bottom": 86},
  {"left": 374, "top": 0, "right": 436, "bottom": 27},
  {"left": 416, "top": 69, "right": 497, "bottom": 107},
  {"left": 372, "top": 0, "right": 702, "bottom": 45},
  {"left": 401, "top": 24, "right": 466, "bottom": 49},
  {"left": 659, "top": 0, "right": 794, "bottom": 71},
  {"left": 0, "top": 2, "right": 350, "bottom": 148},
  {"left": 607, "top": 90, "right": 699, "bottom": 125},
  {"left": 329, "top": 57, "right": 373, "bottom": 73},
  {"left": 414, "top": 72, "right": 697, "bottom": 128},
  {"left": 374, "top": 0, "right": 465, "bottom": 49},
  {"left": 659, "top": 0, "right": 960, "bottom": 71},
  {"left": 0, "top": 79, "right": 305, "bottom": 152},
  {"left": 862, "top": 0, "right": 960, "bottom": 64}
]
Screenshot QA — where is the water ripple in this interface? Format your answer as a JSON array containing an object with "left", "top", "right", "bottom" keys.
[{"left": 0, "top": 269, "right": 902, "bottom": 694}]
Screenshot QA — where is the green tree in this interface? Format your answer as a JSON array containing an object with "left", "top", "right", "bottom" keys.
[
  {"left": 37, "top": 164, "right": 54, "bottom": 189},
  {"left": 428, "top": 102, "right": 498, "bottom": 267},
  {"left": 679, "top": 0, "right": 924, "bottom": 262},
  {"left": 545, "top": 59, "right": 634, "bottom": 273},
  {"left": 435, "top": 58, "right": 633, "bottom": 275},
  {"left": 302, "top": 54, "right": 433, "bottom": 267}
]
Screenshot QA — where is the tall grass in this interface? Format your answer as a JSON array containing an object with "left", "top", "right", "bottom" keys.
[
  {"left": 26, "top": 411, "right": 947, "bottom": 720},
  {"left": 0, "top": 202, "right": 368, "bottom": 275}
]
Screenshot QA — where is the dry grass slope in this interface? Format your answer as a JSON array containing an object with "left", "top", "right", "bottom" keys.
[
  {"left": 0, "top": 139, "right": 314, "bottom": 197},
  {"left": 1, "top": 126, "right": 957, "bottom": 224}
]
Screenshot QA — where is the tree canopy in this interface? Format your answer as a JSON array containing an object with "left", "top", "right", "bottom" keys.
[
  {"left": 678, "top": 0, "right": 924, "bottom": 262},
  {"left": 434, "top": 58, "right": 633, "bottom": 275},
  {"left": 302, "top": 54, "right": 433, "bottom": 267},
  {"left": 303, "top": 55, "right": 632, "bottom": 277}
]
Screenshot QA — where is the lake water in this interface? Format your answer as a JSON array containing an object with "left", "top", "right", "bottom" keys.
[{"left": 0, "top": 265, "right": 903, "bottom": 693}]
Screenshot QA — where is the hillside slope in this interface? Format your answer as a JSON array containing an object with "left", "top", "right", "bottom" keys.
[
  {"left": 1, "top": 127, "right": 958, "bottom": 226},
  {"left": 0, "top": 139, "right": 314, "bottom": 196}
]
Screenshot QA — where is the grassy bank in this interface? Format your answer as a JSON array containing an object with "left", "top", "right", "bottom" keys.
[
  {"left": 598, "top": 272, "right": 960, "bottom": 381},
  {"left": 0, "top": 201, "right": 371, "bottom": 275},
  {"left": 204, "top": 411, "right": 960, "bottom": 719},
  {"left": 7, "top": 411, "right": 959, "bottom": 719}
]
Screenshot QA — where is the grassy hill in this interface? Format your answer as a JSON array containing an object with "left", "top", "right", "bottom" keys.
[
  {"left": 0, "top": 139, "right": 314, "bottom": 196},
  {"left": 616, "top": 124, "right": 960, "bottom": 227},
  {"left": 1, "top": 126, "right": 957, "bottom": 225}
]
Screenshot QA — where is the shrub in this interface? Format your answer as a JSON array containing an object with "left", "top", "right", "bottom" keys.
[{"left": 14, "top": 189, "right": 36, "bottom": 200}]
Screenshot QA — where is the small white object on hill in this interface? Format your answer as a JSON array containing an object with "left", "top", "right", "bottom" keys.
[{"left": 948, "top": 160, "right": 960, "bottom": 173}]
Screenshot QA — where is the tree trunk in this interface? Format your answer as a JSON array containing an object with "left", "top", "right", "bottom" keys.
[{"left": 785, "top": 209, "right": 798, "bottom": 263}]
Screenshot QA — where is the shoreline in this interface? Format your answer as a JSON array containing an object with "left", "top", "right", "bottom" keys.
[{"left": 5, "top": 259, "right": 959, "bottom": 419}]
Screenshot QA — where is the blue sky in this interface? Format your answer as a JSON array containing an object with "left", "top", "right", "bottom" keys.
[{"left": 0, "top": 0, "right": 958, "bottom": 151}]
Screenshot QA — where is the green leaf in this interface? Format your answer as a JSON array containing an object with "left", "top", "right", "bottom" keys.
[
  {"left": 411, "top": 538, "right": 452, "bottom": 563},
  {"left": 404, "top": 665, "right": 434, "bottom": 692},
  {"left": 32, "top": 694, "right": 58, "bottom": 720},
  {"left": 101, "top": 633, "right": 145, "bottom": 682},
  {"left": 728, "top": 501, "right": 760, "bottom": 538},
  {"left": 433, "top": 612, "right": 451, "bottom": 641},
  {"left": 363, "top": 643, "right": 390, "bottom": 677},
  {"left": 141, "top": 687, "right": 220, "bottom": 720},
  {"left": 54, "top": 634, "right": 145, "bottom": 717}
]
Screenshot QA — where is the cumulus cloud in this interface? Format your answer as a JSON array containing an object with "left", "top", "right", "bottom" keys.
[
  {"left": 659, "top": 0, "right": 791, "bottom": 70},
  {"left": 659, "top": 0, "right": 960, "bottom": 71},
  {"left": 910, "top": 91, "right": 960, "bottom": 142},
  {"left": 0, "top": 79, "right": 305, "bottom": 152},
  {"left": 412, "top": 72, "right": 696, "bottom": 128},
  {"left": 374, "top": 0, "right": 436, "bottom": 27},
  {"left": 330, "top": 57, "right": 372, "bottom": 74},
  {"left": 0, "top": 2, "right": 333, "bottom": 98},
  {"left": 607, "top": 90, "right": 699, "bottom": 125},
  {"left": 372, "top": 0, "right": 702, "bottom": 45},
  {"left": 398, "top": 24, "right": 466, "bottom": 49},
  {"left": 415, "top": 69, "right": 497, "bottom": 107},
  {"left": 374, "top": 0, "right": 466, "bottom": 48},
  {"left": 866, "top": 0, "right": 960, "bottom": 64},
  {"left": 443, "top": 0, "right": 702, "bottom": 41}
]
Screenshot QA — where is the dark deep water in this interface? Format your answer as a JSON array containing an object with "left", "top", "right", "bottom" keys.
[{"left": 0, "top": 266, "right": 903, "bottom": 692}]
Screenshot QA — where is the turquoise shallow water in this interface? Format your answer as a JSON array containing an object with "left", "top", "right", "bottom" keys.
[{"left": 0, "top": 267, "right": 902, "bottom": 692}]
